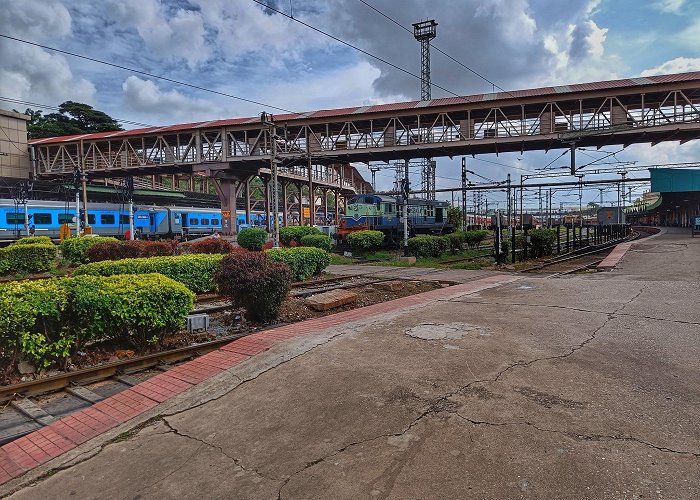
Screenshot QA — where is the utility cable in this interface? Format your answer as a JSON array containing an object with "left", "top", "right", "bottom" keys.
[{"left": 0, "top": 33, "right": 296, "bottom": 114}]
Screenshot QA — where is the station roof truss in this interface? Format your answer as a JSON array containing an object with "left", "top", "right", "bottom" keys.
[{"left": 29, "top": 71, "right": 700, "bottom": 188}]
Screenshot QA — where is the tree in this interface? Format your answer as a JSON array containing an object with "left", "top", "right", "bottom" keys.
[
  {"left": 447, "top": 206, "right": 463, "bottom": 230},
  {"left": 20, "top": 101, "right": 122, "bottom": 139}
]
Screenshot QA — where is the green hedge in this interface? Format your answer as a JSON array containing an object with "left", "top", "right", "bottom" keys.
[
  {"left": 73, "top": 254, "right": 224, "bottom": 293},
  {"left": 463, "top": 230, "right": 489, "bottom": 249},
  {"left": 447, "top": 232, "right": 465, "bottom": 254},
  {"left": 0, "top": 275, "right": 193, "bottom": 370},
  {"left": 0, "top": 243, "right": 57, "bottom": 275},
  {"left": 11, "top": 236, "right": 53, "bottom": 246},
  {"left": 528, "top": 228, "right": 557, "bottom": 257},
  {"left": 62, "top": 236, "right": 119, "bottom": 264},
  {"left": 300, "top": 234, "right": 332, "bottom": 252},
  {"left": 266, "top": 247, "right": 331, "bottom": 281},
  {"left": 279, "top": 226, "right": 321, "bottom": 246},
  {"left": 237, "top": 227, "right": 268, "bottom": 251},
  {"left": 345, "top": 230, "right": 384, "bottom": 252},
  {"left": 407, "top": 235, "right": 450, "bottom": 258}
]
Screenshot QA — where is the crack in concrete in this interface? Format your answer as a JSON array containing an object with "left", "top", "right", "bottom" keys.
[
  {"left": 452, "top": 412, "right": 700, "bottom": 458},
  {"left": 160, "top": 418, "right": 279, "bottom": 483}
]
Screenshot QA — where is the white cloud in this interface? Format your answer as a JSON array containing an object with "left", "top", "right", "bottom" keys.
[
  {"left": 653, "top": 0, "right": 687, "bottom": 14},
  {"left": 121, "top": 76, "right": 219, "bottom": 121},
  {"left": 0, "top": 0, "right": 95, "bottom": 105},
  {"left": 109, "top": 0, "right": 210, "bottom": 66},
  {"left": 640, "top": 57, "right": 700, "bottom": 76}
]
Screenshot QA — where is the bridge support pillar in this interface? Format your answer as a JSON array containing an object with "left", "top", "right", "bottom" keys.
[
  {"left": 297, "top": 183, "right": 304, "bottom": 226},
  {"left": 244, "top": 177, "right": 252, "bottom": 225},
  {"left": 282, "top": 181, "right": 289, "bottom": 227},
  {"left": 263, "top": 177, "right": 271, "bottom": 231},
  {"left": 212, "top": 178, "right": 242, "bottom": 236},
  {"left": 322, "top": 188, "right": 328, "bottom": 223},
  {"left": 334, "top": 189, "right": 340, "bottom": 226}
]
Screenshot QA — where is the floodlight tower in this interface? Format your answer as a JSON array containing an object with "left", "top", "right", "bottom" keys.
[{"left": 413, "top": 19, "right": 437, "bottom": 200}]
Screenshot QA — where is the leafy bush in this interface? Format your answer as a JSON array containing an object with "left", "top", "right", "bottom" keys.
[
  {"left": 86, "top": 240, "right": 176, "bottom": 262},
  {"left": 0, "top": 243, "right": 57, "bottom": 275},
  {"left": 300, "top": 234, "right": 332, "bottom": 252},
  {"left": 345, "top": 230, "right": 384, "bottom": 252},
  {"left": 407, "top": 235, "right": 450, "bottom": 258},
  {"left": 11, "top": 236, "right": 53, "bottom": 246},
  {"left": 73, "top": 254, "right": 224, "bottom": 293},
  {"left": 237, "top": 227, "right": 268, "bottom": 251},
  {"left": 0, "top": 274, "right": 194, "bottom": 370},
  {"left": 279, "top": 226, "right": 321, "bottom": 246},
  {"left": 61, "top": 274, "right": 194, "bottom": 350},
  {"left": 187, "top": 238, "right": 234, "bottom": 255},
  {"left": 266, "top": 247, "right": 331, "bottom": 281},
  {"left": 528, "top": 228, "right": 557, "bottom": 257},
  {"left": 447, "top": 232, "right": 465, "bottom": 254},
  {"left": 62, "top": 236, "right": 119, "bottom": 264},
  {"left": 0, "top": 280, "right": 70, "bottom": 370},
  {"left": 215, "top": 252, "right": 292, "bottom": 322},
  {"left": 463, "top": 230, "right": 489, "bottom": 249}
]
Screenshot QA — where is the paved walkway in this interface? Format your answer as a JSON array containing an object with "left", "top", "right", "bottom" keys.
[{"left": 3, "top": 229, "right": 699, "bottom": 499}]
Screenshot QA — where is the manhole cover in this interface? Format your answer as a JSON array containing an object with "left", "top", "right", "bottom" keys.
[{"left": 404, "top": 322, "right": 484, "bottom": 340}]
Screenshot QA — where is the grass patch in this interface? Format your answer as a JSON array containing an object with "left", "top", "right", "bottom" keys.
[{"left": 329, "top": 253, "right": 356, "bottom": 265}]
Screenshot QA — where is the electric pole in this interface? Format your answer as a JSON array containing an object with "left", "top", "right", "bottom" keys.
[
  {"left": 261, "top": 112, "right": 280, "bottom": 248},
  {"left": 461, "top": 158, "right": 468, "bottom": 230},
  {"left": 413, "top": 20, "right": 437, "bottom": 201}
]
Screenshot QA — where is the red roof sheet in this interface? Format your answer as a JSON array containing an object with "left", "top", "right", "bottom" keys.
[{"left": 28, "top": 71, "right": 700, "bottom": 146}]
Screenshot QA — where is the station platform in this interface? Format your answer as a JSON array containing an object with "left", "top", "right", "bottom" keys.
[{"left": 3, "top": 229, "right": 698, "bottom": 499}]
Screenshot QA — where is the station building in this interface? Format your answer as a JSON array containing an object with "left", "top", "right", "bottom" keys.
[
  {"left": 627, "top": 168, "right": 700, "bottom": 227},
  {"left": 0, "top": 108, "right": 31, "bottom": 179}
]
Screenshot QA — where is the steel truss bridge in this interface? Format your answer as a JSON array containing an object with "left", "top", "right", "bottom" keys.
[{"left": 27, "top": 71, "right": 700, "bottom": 230}]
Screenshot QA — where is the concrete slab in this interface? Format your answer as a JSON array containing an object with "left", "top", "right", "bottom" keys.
[
  {"left": 4, "top": 230, "right": 699, "bottom": 499},
  {"left": 305, "top": 289, "right": 358, "bottom": 311}
]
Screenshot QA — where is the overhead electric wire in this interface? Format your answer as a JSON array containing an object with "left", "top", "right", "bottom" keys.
[
  {"left": 0, "top": 33, "right": 296, "bottom": 114},
  {"left": 0, "top": 96, "right": 156, "bottom": 128}
]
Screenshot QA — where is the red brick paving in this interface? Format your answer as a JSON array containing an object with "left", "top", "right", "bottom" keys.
[
  {"left": 0, "top": 274, "right": 517, "bottom": 485},
  {"left": 598, "top": 241, "right": 633, "bottom": 270}
]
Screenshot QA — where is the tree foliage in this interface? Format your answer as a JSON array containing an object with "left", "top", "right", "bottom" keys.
[{"left": 21, "top": 101, "right": 122, "bottom": 139}]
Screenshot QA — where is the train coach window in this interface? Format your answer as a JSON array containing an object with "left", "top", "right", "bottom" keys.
[
  {"left": 5, "top": 212, "right": 25, "bottom": 224},
  {"left": 88, "top": 214, "right": 96, "bottom": 225},
  {"left": 120, "top": 214, "right": 130, "bottom": 225},
  {"left": 201, "top": 219, "right": 209, "bottom": 225},
  {"left": 190, "top": 219, "right": 198, "bottom": 225},
  {"left": 211, "top": 219, "right": 219, "bottom": 225},
  {"left": 33, "top": 213, "right": 52, "bottom": 224},
  {"left": 100, "top": 214, "right": 115, "bottom": 224},
  {"left": 384, "top": 203, "right": 394, "bottom": 213},
  {"left": 58, "top": 213, "right": 74, "bottom": 224}
]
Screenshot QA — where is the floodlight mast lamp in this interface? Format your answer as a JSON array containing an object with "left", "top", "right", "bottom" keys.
[{"left": 413, "top": 19, "right": 437, "bottom": 201}]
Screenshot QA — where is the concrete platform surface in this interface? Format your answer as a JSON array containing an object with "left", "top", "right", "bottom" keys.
[{"left": 4, "top": 229, "right": 699, "bottom": 499}]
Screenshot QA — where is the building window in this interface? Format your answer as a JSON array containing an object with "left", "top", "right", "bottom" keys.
[
  {"left": 100, "top": 214, "right": 115, "bottom": 224},
  {"left": 5, "top": 212, "right": 25, "bottom": 224},
  {"left": 33, "top": 213, "right": 52, "bottom": 225}
]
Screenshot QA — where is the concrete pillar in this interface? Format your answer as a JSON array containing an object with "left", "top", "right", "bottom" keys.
[
  {"left": 323, "top": 188, "right": 328, "bottom": 222},
  {"left": 244, "top": 177, "right": 251, "bottom": 224},
  {"left": 282, "top": 181, "right": 289, "bottom": 227},
  {"left": 263, "top": 178, "right": 271, "bottom": 231},
  {"left": 214, "top": 179, "right": 241, "bottom": 236},
  {"left": 334, "top": 189, "right": 340, "bottom": 225},
  {"left": 298, "top": 183, "right": 304, "bottom": 226},
  {"left": 308, "top": 158, "right": 314, "bottom": 226}
]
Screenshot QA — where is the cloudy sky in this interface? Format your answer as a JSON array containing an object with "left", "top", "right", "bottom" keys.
[{"left": 1, "top": 0, "right": 699, "bottom": 207}]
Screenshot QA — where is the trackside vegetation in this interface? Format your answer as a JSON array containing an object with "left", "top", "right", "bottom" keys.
[{"left": 266, "top": 247, "right": 331, "bottom": 281}]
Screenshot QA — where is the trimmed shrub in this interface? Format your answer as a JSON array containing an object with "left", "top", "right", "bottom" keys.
[
  {"left": 11, "top": 236, "right": 53, "bottom": 246},
  {"left": 188, "top": 238, "right": 234, "bottom": 255},
  {"left": 62, "top": 236, "right": 119, "bottom": 264},
  {"left": 300, "top": 234, "right": 332, "bottom": 252},
  {"left": 266, "top": 247, "right": 331, "bottom": 281},
  {"left": 407, "top": 235, "right": 450, "bottom": 258},
  {"left": 215, "top": 252, "right": 292, "bottom": 322},
  {"left": 237, "top": 227, "right": 268, "bottom": 251},
  {"left": 0, "top": 280, "right": 70, "bottom": 370},
  {"left": 86, "top": 240, "right": 177, "bottom": 262},
  {"left": 345, "top": 230, "right": 384, "bottom": 252},
  {"left": 528, "top": 228, "right": 557, "bottom": 257},
  {"left": 73, "top": 254, "right": 224, "bottom": 293},
  {"left": 61, "top": 274, "right": 194, "bottom": 351},
  {"left": 463, "top": 230, "right": 489, "bottom": 249},
  {"left": 447, "top": 232, "right": 465, "bottom": 254},
  {"left": 0, "top": 243, "right": 57, "bottom": 275},
  {"left": 279, "top": 226, "right": 321, "bottom": 246}
]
